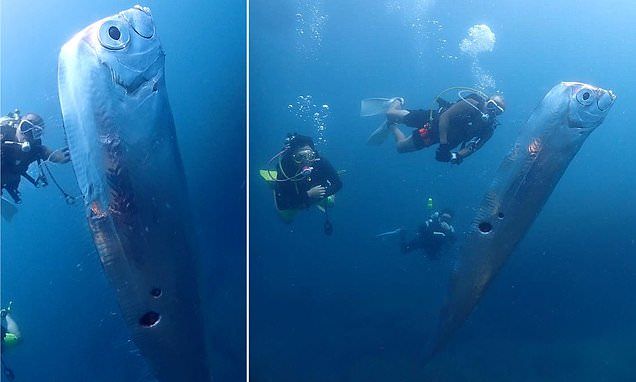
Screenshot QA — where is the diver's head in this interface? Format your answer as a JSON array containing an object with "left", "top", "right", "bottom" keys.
[
  {"left": 286, "top": 133, "right": 316, "bottom": 151},
  {"left": 486, "top": 95, "right": 505, "bottom": 116},
  {"left": 439, "top": 208, "right": 454, "bottom": 224},
  {"left": 17, "top": 113, "right": 45, "bottom": 142},
  {"left": 292, "top": 145, "right": 317, "bottom": 166},
  {"left": 285, "top": 134, "right": 318, "bottom": 164}
]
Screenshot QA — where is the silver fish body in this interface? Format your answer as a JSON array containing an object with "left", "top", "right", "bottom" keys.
[
  {"left": 58, "top": 6, "right": 211, "bottom": 381},
  {"left": 431, "top": 82, "right": 616, "bottom": 357}
]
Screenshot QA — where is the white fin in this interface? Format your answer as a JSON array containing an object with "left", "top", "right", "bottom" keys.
[
  {"left": 366, "top": 121, "right": 391, "bottom": 146},
  {"left": 360, "top": 97, "right": 404, "bottom": 117}
]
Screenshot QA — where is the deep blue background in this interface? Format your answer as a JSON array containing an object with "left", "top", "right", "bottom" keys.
[
  {"left": 250, "top": 1, "right": 636, "bottom": 381},
  {"left": 1, "top": 1, "right": 245, "bottom": 381}
]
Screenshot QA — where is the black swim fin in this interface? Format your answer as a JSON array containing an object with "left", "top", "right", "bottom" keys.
[{"left": 323, "top": 219, "right": 333, "bottom": 236}]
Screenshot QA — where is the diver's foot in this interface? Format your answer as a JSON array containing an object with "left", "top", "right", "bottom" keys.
[
  {"left": 389, "top": 97, "right": 405, "bottom": 107},
  {"left": 387, "top": 98, "right": 405, "bottom": 114},
  {"left": 385, "top": 121, "right": 397, "bottom": 130}
]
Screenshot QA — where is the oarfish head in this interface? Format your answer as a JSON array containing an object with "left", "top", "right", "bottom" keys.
[
  {"left": 65, "top": 5, "right": 165, "bottom": 95},
  {"left": 562, "top": 82, "right": 616, "bottom": 130},
  {"left": 58, "top": 5, "right": 170, "bottom": 211}
]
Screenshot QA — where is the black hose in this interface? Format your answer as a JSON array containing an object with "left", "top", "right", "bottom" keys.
[
  {"left": 41, "top": 162, "right": 80, "bottom": 205},
  {"left": 323, "top": 209, "right": 333, "bottom": 236}
]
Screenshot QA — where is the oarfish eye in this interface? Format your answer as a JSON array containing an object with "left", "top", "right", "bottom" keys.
[
  {"left": 575, "top": 88, "right": 594, "bottom": 106},
  {"left": 98, "top": 19, "right": 130, "bottom": 50},
  {"left": 122, "top": 6, "right": 155, "bottom": 39}
]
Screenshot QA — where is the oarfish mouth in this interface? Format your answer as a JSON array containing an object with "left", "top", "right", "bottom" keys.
[
  {"left": 109, "top": 53, "right": 164, "bottom": 94},
  {"left": 598, "top": 89, "right": 616, "bottom": 111}
]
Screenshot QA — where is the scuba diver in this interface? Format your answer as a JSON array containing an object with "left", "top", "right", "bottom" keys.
[
  {"left": 260, "top": 133, "right": 342, "bottom": 235},
  {"left": 1, "top": 302, "right": 21, "bottom": 381},
  {"left": 1, "top": 110, "right": 72, "bottom": 214},
  {"left": 377, "top": 209, "right": 456, "bottom": 260},
  {"left": 361, "top": 88, "right": 506, "bottom": 164}
]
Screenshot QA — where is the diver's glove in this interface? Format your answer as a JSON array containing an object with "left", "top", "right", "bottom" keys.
[
  {"left": 435, "top": 144, "right": 452, "bottom": 162},
  {"left": 307, "top": 185, "right": 327, "bottom": 199},
  {"left": 450, "top": 152, "right": 462, "bottom": 165}
]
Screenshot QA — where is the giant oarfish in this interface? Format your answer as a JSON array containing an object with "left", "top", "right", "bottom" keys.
[
  {"left": 58, "top": 6, "right": 211, "bottom": 381},
  {"left": 430, "top": 82, "right": 616, "bottom": 358}
]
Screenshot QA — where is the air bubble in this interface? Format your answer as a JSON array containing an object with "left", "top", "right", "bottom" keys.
[
  {"left": 460, "top": 24, "right": 496, "bottom": 56},
  {"left": 289, "top": 94, "right": 330, "bottom": 145}
]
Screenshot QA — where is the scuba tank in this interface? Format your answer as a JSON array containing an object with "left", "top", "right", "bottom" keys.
[
  {"left": 0, "top": 109, "right": 21, "bottom": 130},
  {"left": 0, "top": 110, "right": 30, "bottom": 152},
  {"left": 428, "top": 87, "right": 490, "bottom": 123},
  {"left": 0, "top": 109, "right": 21, "bottom": 124}
]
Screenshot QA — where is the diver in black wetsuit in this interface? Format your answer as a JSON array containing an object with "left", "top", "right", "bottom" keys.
[
  {"left": 1, "top": 302, "right": 20, "bottom": 381},
  {"left": 400, "top": 209, "right": 456, "bottom": 260},
  {"left": 367, "top": 91, "right": 505, "bottom": 164},
  {"left": 269, "top": 133, "right": 342, "bottom": 234},
  {"left": 1, "top": 111, "right": 71, "bottom": 204},
  {"left": 274, "top": 134, "right": 342, "bottom": 210}
]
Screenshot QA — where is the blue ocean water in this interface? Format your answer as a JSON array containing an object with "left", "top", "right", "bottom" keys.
[
  {"left": 1, "top": 1, "right": 245, "bottom": 381},
  {"left": 250, "top": 1, "right": 636, "bottom": 381}
]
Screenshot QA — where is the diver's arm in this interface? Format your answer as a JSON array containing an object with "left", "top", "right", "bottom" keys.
[
  {"left": 438, "top": 99, "right": 478, "bottom": 145},
  {"left": 43, "top": 146, "right": 71, "bottom": 163},
  {"left": 437, "top": 108, "right": 451, "bottom": 145},
  {"left": 437, "top": 100, "right": 480, "bottom": 162},
  {"left": 320, "top": 158, "right": 342, "bottom": 195},
  {"left": 455, "top": 128, "right": 493, "bottom": 161},
  {"left": 40, "top": 145, "right": 54, "bottom": 160}
]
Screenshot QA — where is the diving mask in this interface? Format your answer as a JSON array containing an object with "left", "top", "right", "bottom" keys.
[
  {"left": 18, "top": 119, "right": 44, "bottom": 140},
  {"left": 486, "top": 99, "right": 505, "bottom": 115},
  {"left": 293, "top": 148, "right": 316, "bottom": 164}
]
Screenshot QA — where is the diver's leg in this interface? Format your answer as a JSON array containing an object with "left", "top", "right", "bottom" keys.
[
  {"left": 401, "top": 239, "right": 418, "bottom": 253},
  {"left": 400, "top": 230, "right": 419, "bottom": 253},
  {"left": 367, "top": 99, "right": 408, "bottom": 146},
  {"left": 425, "top": 249, "right": 441, "bottom": 260},
  {"left": 386, "top": 102, "right": 409, "bottom": 124},
  {"left": 387, "top": 101, "right": 420, "bottom": 153},
  {"left": 388, "top": 124, "right": 406, "bottom": 142},
  {"left": 390, "top": 127, "right": 419, "bottom": 153}
]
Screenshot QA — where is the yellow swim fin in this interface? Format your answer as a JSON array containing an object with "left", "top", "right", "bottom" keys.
[{"left": 259, "top": 169, "right": 277, "bottom": 182}]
